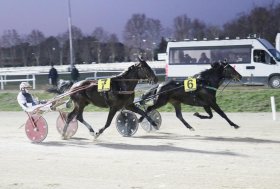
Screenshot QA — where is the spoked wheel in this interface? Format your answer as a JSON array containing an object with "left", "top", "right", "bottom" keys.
[
  {"left": 25, "top": 114, "right": 48, "bottom": 143},
  {"left": 140, "top": 110, "right": 162, "bottom": 132},
  {"left": 116, "top": 110, "right": 139, "bottom": 137},
  {"left": 56, "top": 112, "right": 78, "bottom": 138}
]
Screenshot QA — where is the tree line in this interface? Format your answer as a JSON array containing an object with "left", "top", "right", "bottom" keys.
[{"left": 0, "top": 2, "right": 279, "bottom": 67}]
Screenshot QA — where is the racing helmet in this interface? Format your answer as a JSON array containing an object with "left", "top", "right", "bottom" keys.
[{"left": 19, "top": 82, "right": 32, "bottom": 90}]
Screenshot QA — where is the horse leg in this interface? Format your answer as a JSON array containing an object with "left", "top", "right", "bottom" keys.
[
  {"left": 126, "top": 104, "right": 158, "bottom": 129},
  {"left": 75, "top": 107, "right": 96, "bottom": 136},
  {"left": 210, "top": 102, "right": 240, "bottom": 129},
  {"left": 172, "top": 102, "right": 194, "bottom": 131},
  {"left": 62, "top": 108, "right": 78, "bottom": 139},
  {"left": 138, "top": 96, "right": 168, "bottom": 123},
  {"left": 95, "top": 107, "right": 118, "bottom": 139},
  {"left": 194, "top": 106, "right": 213, "bottom": 119}
]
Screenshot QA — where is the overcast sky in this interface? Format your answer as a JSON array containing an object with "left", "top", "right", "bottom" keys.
[{"left": 0, "top": 0, "right": 278, "bottom": 40}]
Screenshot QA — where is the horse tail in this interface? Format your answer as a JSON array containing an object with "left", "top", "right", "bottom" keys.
[
  {"left": 46, "top": 79, "right": 74, "bottom": 94},
  {"left": 139, "top": 84, "right": 159, "bottom": 104}
]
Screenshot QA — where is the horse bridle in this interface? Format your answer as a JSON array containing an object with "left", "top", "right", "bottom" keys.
[
  {"left": 222, "top": 63, "right": 240, "bottom": 81},
  {"left": 137, "top": 64, "right": 155, "bottom": 83}
]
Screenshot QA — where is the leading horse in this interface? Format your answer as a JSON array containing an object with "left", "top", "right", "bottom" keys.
[
  {"left": 58, "top": 59, "right": 158, "bottom": 139},
  {"left": 139, "top": 61, "right": 242, "bottom": 131}
]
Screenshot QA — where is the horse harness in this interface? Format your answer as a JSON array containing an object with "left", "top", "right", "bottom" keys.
[{"left": 98, "top": 78, "right": 144, "bottom": 107}]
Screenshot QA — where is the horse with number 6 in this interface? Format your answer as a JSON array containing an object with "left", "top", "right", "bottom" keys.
[
  {"left": 139, "top": 61, "right": 242, "bottom": 131},
  {"left": 56, "top": 58, "right": 158, "bottom": 139}
]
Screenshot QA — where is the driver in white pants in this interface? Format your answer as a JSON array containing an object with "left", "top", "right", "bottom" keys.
[{"left": 17, "top": 82, "right": 51, "bottom": 113}]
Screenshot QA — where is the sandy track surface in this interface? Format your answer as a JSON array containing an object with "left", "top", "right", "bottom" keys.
[{"left": 0, "top": 112, "right": 280, "bottom": 189}]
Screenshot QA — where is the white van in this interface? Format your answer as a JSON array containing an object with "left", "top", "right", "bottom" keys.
[{"left": 165, "top": 37, "right": 280, "bottom": 88}]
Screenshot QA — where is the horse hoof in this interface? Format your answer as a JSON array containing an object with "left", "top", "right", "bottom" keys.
[
  {"left": 89, "top": 131, "right": 96, "bottom": 136},
  {"left": 234, "top": 125, "right": 240, "bottom": 129},
  {"left": 138, "top": 117, "right": 144, "bottom": 123},
  {"left": 152, "top": 124, "right": 159, "bottom": 130},
  {"left": 94, "top": 132, "right": 100, "bottom": 140},
  {"left": 189, "top": 128, "right": 195, "bottom": 131},
  {"left": 193, "top": 112, "right": 199, "bottom": 117},
  {"left": 61, "top": 135, "right": 69, "bottom": 140}
]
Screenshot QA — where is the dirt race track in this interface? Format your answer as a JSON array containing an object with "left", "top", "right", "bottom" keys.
[{"left": 0, "top": 112, "right": 280, "bottom": 189}]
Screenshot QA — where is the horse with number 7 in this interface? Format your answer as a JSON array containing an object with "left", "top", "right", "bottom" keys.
[
  {"left": 139, "top": 61, "right": 242, "bottom": 131},
  {"left": 56, "top": 58, "right": 158, "bottom": 139}
]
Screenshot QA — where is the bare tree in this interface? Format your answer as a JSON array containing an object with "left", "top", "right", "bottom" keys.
[
  {"left": 92, "top": 27, "right": 109, "bottom": 42},
  {"left": 173, "top": 14, "right": 192, "bottom": 40},
  {"left": 145, "top": 18, "right": 162, "bottom": 60},
  {"left": 123, "top": 14, "right": 163, "bottom": 60},
  {"left": 205, "top": 25, "right": 223, "bottom": 39},
  {"left": 123, "top": 13, "right": 148, "bottom": 59},
  {"left": 61, "top": 25, "right": 83, "bottom": 65},
  {"left": 190, "top": 19, "right": 206, "bottom": 39},
  {"left": 1, "top": 29, "right": 21, "bottom": 66},
  {"left": 162, "top": 27, "right": 174, "bottom": 40},
  {"left": 42, "top": 36, "right": 59, "bottom": 65},
  {"left": 27, "top": 30, "right": 45, "bottom": 66},
  {"left": 0, "top": 37, "right": 3, "bottom": 67},
  {"left": 222, "top": 3, "right": 278, "bottom": 42},
  {"left": 19, "top": 35, "right": 29, "bottom": 67},
  {"left": 56, "top": 33, "right": 68, "bottom": 65},
  {"left": 91, "top": 27, "right": 109, "bottom": 63},
  {"left": 108, "top": 34, "right": 119, "bottom": 62}
]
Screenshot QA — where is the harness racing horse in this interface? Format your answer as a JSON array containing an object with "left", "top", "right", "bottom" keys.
[
  {"left": 139, "top": 61, "right": 242, "bottom": 131},
  {"left": 60, "top": 59, "right": 158, "bottom": 139}
]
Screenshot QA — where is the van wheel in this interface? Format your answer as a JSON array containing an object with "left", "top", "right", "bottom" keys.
[{"left": 269, "top": 76, "right": 280, "bottom": 88}]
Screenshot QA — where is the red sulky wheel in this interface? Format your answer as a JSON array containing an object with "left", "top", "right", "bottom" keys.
[
  {"left": 56, "top": 112, "right": 78, "bottom": 138},
  {"left": 25, "top": 114, "right": 48, "bottom": 143}
]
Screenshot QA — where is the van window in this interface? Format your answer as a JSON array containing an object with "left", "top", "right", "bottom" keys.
[
  {"left": 253, "top": 50, "right": 271, "bottom": 64},
  {"left": 169, "top": 46, "right": 251, "bottom": 65},
  {"left": 268, "top": 49, "right": 280, "bottom": 61}
]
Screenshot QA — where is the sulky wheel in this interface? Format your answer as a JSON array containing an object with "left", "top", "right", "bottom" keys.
[
  {"left": 25, "top": 114, "right": 48, "bottom": 143},
  {"left": 140, "top": 110, "right": 162, "bottom": 132},
  {"left": 56, "top": 112, "right": 78, "bottom": 138},
  {"left": 116, "top": 110, "right": 139, "bottom": 137}
]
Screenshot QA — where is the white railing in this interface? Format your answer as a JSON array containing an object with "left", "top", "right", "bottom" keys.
[
  {"left": 0, "top": 61, "right": 166, "bottom": 74},
  {"left": 0, "top": 62, "right": 166, "bottom": 90},
  {"left": 0, "top": 73, "right": 36, "bottom": 90}
]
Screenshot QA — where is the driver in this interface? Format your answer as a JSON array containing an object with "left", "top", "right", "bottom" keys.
[{"left": 17, "top": 82, "right": 51, "bottom": 113}]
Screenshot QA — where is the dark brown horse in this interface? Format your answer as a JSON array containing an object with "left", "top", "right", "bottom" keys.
[
  {"left": 57, "top": 59, "right": 158, "bottom": 139},
  {"left": 139, "top": 61, "right": 242, "bottom": 131}
]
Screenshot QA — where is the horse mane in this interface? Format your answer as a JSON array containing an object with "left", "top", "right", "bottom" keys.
[
  {"left": 113, "top": 64, "right": 136, "bottom": 79},
  {"left": 194, "top": 62, "right": 221, "bottom": 80}
]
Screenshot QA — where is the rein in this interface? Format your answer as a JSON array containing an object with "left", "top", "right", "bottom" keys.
[
  {"left": 135, "top": 78, "right": 231, "bottom": 104},
  {"left": 134, "top": 85, "right": 184, "bottom": 104},
  {"left": 113, "top": 79, "right": 149, "bottom": 81},
  {"left": 217, "top": 79, "right": 232, "bottom": 96},
  {"left": 205, "top": 86, "right": 217, "bottom": 91}
]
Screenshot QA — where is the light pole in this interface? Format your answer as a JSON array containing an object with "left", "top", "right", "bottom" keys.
[{"left": 68, "top": 0, "right": 74, "bottom": 70}]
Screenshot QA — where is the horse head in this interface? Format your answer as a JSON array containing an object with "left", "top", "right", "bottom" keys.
[
  {"left": 136, "top": 57, "right": 158, "bottom": 84},
  {"left": 219, "top": 61, "right": 242, "bottom": 81}
]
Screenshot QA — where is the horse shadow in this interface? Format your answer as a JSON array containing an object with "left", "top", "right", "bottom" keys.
[
  {"left": 36, "top": 133, "right": 279, "bottom": 158},
  {"left": 38, "top": 137, "right": 91, "bottom": 147},
  {"left": 37, "top": 135, "right": 244, "bottom": 157},
  {"left": 94, "top": 142, "right": 245, "bottom": 157},
  {"left": 192, "top": 136, "right": 280, "bottom": 144},
  {"left": 134, "top": 132, "right": 280, "bottom": 144}
]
